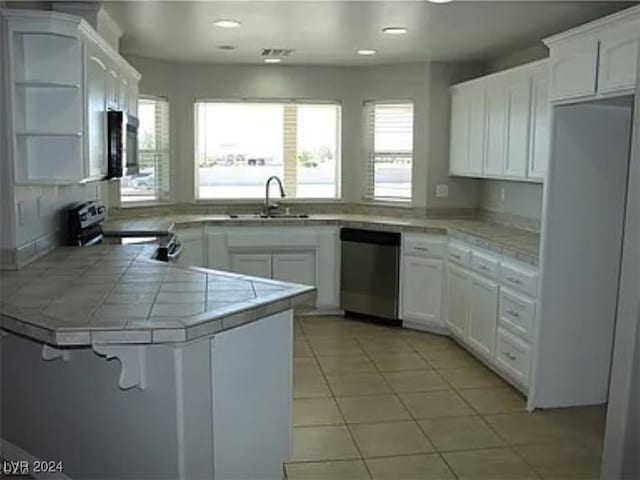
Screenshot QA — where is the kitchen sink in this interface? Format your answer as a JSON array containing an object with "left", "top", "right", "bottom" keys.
[{"left": 227, "top": 213, "right": 309, "bottom": 219}]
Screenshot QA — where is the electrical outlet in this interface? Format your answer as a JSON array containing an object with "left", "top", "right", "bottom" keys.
[
  {"left": 500, "top": 187, "right": 506, "bottom": 203},
  {"left": 436, "top": 184, "right": 449, "bottom": 198}
]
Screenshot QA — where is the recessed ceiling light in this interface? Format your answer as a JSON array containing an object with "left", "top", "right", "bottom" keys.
[
  {"left": 213, "top": 19, "right": 242, "bottom": 28},
  {"left": 382, "top": 27, "right": 408, "bottom": 35},
  {"left": 264, "top": 58, "right": 282, "bottom": 64},
  {"left": 428, "top": 0, "right": 453, "bottom": 3},
  {"left": 357, "top": 49, "right": 377, "bottom": 56}
]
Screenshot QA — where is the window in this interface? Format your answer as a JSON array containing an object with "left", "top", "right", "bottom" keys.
[
  {"left": 195, "top": 101, "right": 341, "bottom": 199},
  {"left": 121, "top": 96, "right": 170, "bottom": 203},
  {"left": 363, "top": 101, "right": 414, "bottom": 201}
]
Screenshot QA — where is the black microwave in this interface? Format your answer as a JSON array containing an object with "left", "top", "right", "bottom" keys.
[{"left": 107, "top": 111, "right": 138, "bottom": 178}]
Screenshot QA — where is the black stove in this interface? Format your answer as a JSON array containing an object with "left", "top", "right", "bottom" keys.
[{"left": 63, "top": 200, "right": 182, "bottom": 262}]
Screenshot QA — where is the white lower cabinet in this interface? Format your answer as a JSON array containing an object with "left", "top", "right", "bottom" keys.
[
  {"left": 272, "top": 252, "right": 316, "bottom": 286},
  {"left": 204, "top": 227, "right": 339, "bottom": 309},
  {"left": 444, "top": 263, "right": 468, "bottom": 338},
  {"left": 230, "top": 253, "right": 272, "bottom": 279},
  {"left": 175, "top": 228, "right": 204, "bottom": 268},
  {"left": 444, "top": 242, "right": 538, "bottom": 393},
  {"left": 495, "top": 328, "right": 531, "bottom": 387},
  {"left": 400, "top": 256, "right": 443, "bottom": 329},
  {"left": 466, "top": 273, "right": 499, "bottom": 360}
]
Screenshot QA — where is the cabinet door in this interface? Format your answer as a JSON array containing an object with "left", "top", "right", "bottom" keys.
[
  {"left": 272, "top": 252, "right": 316, "bottom": 286},
  {"left": 128, "top": 81, "right": 139, "bottom": 117},
  {"left": 598, "top": 22, "right": 640, "bottom": 95},
  {"left": 467, "top": 86, "right": 486, "bottom": 176},
  {"left": 119, "top": 76, "right": 129, "bottom": 114},
  {"left": 175, "top": 229, "right": 204, "bottom": 267},
  {"left": 528, "top": 67, "right": 550, "bottom": 181},
  {"left": 549, "top": 37, "right": 598, "bottom": 101},
  {"left": 230, "top": 253, "right": 272, "bottom": 279},
  {"left": 445, "top": 263, "right": 469, "bottom": 338},
  {"left": 401, "top": 256, "right": 444, "bottom": 326},
  {"left": 484, "top": 84, "right": 507, "bottom": 177},
  {"left": 504, "top": 75, "right": 531, "bottom": 178},
  {"left": 86, "top": 50, "right": 108, "bottom": 180},
  {"left": 449, "top": 88, "right": 470, "bottom": 176},
  {"left": 467, "top": 273, "right": 499, "bottom": 359}
]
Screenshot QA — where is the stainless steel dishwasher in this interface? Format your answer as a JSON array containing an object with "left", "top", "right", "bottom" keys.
[{"left": 340, "top": 228, "right": 401, "bottom": 323}]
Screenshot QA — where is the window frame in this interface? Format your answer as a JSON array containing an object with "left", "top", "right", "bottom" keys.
[
  {"left": 120, "top": 95, "right": 171, "bottom": 206},
  {"left": 193, "top": 98, "right": 343, "bottom": 202},
  {"left": 362, "top": 99, "right": 415, "bottom": 204}
]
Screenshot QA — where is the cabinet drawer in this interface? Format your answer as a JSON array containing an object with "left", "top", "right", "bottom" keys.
[
  {"left": 499, "top": 289, "right": 535, "bottom": 340},
  {"left": 500, "top": 261, "right": 538, "bottom": 297},
  {"left": 447, "top": 242, "right": 471, "bottom": 267},
  {"left": 470, "top": 251, "right": 500, "bottom": 279},
  {"left": 403, "top": 234, "right": 445, "bottom": 258},
  {"left": 495, "top": 328, "right": 531, "bottom": 387}
]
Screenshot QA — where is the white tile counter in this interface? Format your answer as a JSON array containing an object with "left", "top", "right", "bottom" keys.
[{"left": 0, "top": 244, "right": 315, "bottom": 346}]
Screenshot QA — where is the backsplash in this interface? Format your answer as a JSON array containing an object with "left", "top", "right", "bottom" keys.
[
  {"left": 1, "top": 181, "right": 114, "bottom": 269},
  {"left": 108, "top": 201, "right": 478, "bottom": 220}
]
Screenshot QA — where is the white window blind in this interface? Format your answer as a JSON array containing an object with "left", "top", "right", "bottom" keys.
[
  {"left": 363, "top": 101, "right": 414, "bottom": 201},
  {"left": 194, "top": 101, "right": 341, "bottom": 199},
  {"left": 121, "top": 96, "right": 170, "bottom": 203}
]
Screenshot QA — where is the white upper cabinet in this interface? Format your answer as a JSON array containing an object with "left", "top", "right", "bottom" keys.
[
  {"left": 449, "top": 82, "right": 485, "bottom": 177},
  {"left": 598, "top": 21, "right": 640, "bottom": 94},
  {"left": 1, "top": 9, "right": 140, "bottom": 185},
  {"left": 86, "top": 45, "right": 108, "bottom": 181},
  {"left": 504, "top": 74, "right": 531, "bottom": 178},
  {"left": 449, "top": 87, "right": 471, "bottom": 176},
  {"left": 450, "top": 60, "right": 547, "bottom": 182},
  {"left": 484, "top": 83, "right": 507, "bottom": 177},
  {"left": 548, "top": 37, "right": 599, "bottom": 101},
  {"left": 528, "top": 67, "right": 550, "bottom": 180},
  {"left": 545, "top": 6, "right": 640, "bottom": 102},
  {"left": 467, "top": 86, "right": 486, "bottom": 177}
]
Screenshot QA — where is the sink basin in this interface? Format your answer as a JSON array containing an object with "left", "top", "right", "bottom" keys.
[{"left": 227, "top": 213, "right": 309, "bottom": 219}]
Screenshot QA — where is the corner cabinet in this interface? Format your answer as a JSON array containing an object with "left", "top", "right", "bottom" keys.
[
  {"left": 0, "top": 9, "right": 140, "bottom": 185},
  {"left": 449, "top": 60, "right": 549, "bottom": 182},
  {"left": 544, "top": 6, "right": 640, "bottom": 102}
]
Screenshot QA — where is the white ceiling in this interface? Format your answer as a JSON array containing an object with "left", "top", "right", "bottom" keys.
[{"left": 104, "top": 1, "right": 637, "bottom": 65}]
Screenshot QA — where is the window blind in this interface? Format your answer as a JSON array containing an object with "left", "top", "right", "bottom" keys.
[
  {"left": 363, "top": 101, "right": 414, "bottom": 201},
  {"left": 123, "top": 96, "right": 170, "bottom": 202}
]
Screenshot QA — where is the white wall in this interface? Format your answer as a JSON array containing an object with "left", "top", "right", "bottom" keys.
[{"left": 125, "top": 55, "right": 482, "bottom": 210}]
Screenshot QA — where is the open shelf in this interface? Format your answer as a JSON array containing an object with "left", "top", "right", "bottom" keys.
[
  {"left": 15, "top": 81, "right": 81, "bottom": 89},
  {"left": 13, "top": 32, "right": 82, "bottom": 85},
  {"left": 15, "top": 134, "right": 84, "bottom": 184},
  {"left": 16, "top": 131, "right": 82, "bottom": 137}
]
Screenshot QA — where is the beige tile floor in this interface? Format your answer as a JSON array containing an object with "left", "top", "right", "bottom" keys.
[{"left": 286, "top": 315, "right": 605, "bottom": 480}]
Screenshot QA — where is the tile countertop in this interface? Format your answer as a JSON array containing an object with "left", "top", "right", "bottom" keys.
[
  {"left": 103, "top": 214, "right": 540, "bottom": 264},
  {"left": 0, "top": 245, "right": 315, "bottom": 347}
]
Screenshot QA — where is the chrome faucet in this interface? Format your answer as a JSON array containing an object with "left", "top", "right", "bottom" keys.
[{"left": 264, "top": 176, "right": 286, "bottom": 216}]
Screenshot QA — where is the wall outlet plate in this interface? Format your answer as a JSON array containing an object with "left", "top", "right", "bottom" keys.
[{"left": 436, "top": 184, "right": 449, "bottom": 198}]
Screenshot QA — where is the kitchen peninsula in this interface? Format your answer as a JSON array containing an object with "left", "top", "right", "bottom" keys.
[{"left": 0, "top": 244, "right": 315, "bottom": 479}]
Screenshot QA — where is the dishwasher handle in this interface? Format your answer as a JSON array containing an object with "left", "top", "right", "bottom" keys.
[{"left": 340, "top": 228, "right": 400, "bottom": 246}]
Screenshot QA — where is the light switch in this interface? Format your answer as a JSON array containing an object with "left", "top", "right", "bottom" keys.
[{"left": 436, "top": 184, "right": 449, "bottom": 198}]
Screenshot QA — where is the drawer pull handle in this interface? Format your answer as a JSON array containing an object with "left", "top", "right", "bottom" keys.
[
  {"left": 451, "top": 254, "right": 461, "bottom": 260},
  {"left": 508, "top": 277, "right": 522, "bottom": 285},
  {"left": 478, "top": 265, "right": 488, "bottom": 271},
  {"left": 415, "top": 247, "right": 430, "bottom": 252},
  {"left": 506, "top": 309, "right": 520, "bottom": 318},
  {"left": 503, "top": 352, "right": 517, "bottom": 361}
]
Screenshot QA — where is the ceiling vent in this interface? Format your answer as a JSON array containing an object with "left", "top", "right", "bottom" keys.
[{"left": 261, "top": 48, "right": 295, "bottom": 58}]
